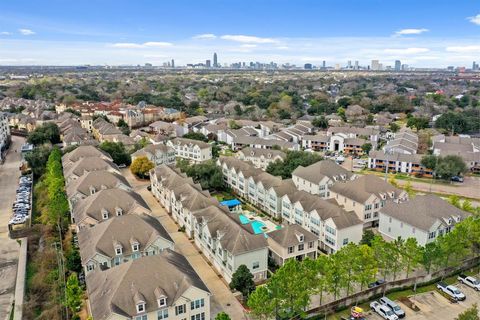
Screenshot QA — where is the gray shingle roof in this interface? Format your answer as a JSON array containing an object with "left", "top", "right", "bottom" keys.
[
  {"left": 381, "top": 194, "right": 469, "bottom": 231},
  {"left": 292, "top": 160, "right": 354, "bottom": 184},
  {"left": 267, "top": 224, "right": 317, "bottom": 248},
  {"left": 86, "top": 250, "right": 209, "bottom": 320},
  {"left": 66, "top": 170, "right": 131, "bottom": 199}
]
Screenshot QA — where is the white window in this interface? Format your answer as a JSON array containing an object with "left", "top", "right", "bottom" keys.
[
  {"left": 158, "top": 309, "right": 169, "bottom": 319},
  {"left": 115, "top": 207, "right": 123, "bottom": 216},
  {"left": 175, "top": 304, "right": 186, "bottom": 315},
  {"left": 428, "top": 231, "right": 436, "bottom": 239},
  {"left": 252, "top": 261, "right": 260, "bottom": 269},
  {"left": 136, "top": 315, "right": 147, "bottom": 320},
  {"left": 343, "top": 238, "right": 349, "bottom": 245},
  {"left": 190, "top": 298, "right": 205, "bottom": 310},
  {"left": 288, "top": 246, "right": 294, "bottom": 254},
  {"left": 136, "top": 303, "right": 146, "bottom": 314},
  {"left": 298, "top": 243, "right": 304, "bottom": 251},
  {"left": 299, "top": 234, "right": 304, "bottom": 242},
  {"left": 87, "top": 264, "right": 94, "bottom": 271},
  {"left": 308, "top": 241, "right": 314, "bottom": 249},
  {"left": 132, "top": 243, "right": 139, "bottom": 252},
  {"left": 102, "top": 210, "right": 108, "bottom": 220},
  {"left": 115, "top": 246, "right": 123, "bottom": 255},
  {"left": 158, "top": 297, "right": 167, "bottom": 307}
]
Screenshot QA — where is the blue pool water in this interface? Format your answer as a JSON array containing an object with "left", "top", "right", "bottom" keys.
[{"left": 238, "top": 214, "right": 266, "bottom": 234}]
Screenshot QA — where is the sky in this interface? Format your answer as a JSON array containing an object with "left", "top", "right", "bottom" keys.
[{"left": 0, "top": 0, "right": 479, "bottom": 67}]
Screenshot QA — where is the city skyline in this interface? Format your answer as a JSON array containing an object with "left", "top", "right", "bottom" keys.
[{"left": 0, "top": 0, "right": 479, "bottom": 67}]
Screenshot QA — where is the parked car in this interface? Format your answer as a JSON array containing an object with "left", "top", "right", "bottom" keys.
[
  {"left": 379, "top": 296, "right": 405, "bottom": 318},
  {"left": 451, "top": 176, "right": 464, "bottom": 182},
  {"left": 368, "top": 279, "right": 386, "bottom": 288},
  {"left": 458, "top": 274, "right": 480, "bottom": 291},
  {"left": 370, "top": 301, "right": 399, "bottom": 320},
  {"left": 437, "top": 282, "right": 466, "bottom": 301}
]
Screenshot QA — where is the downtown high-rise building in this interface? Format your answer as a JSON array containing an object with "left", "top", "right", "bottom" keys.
[
  {"left": 473, "top": 61, "right": 479, "bottom": 71},
  {"left": 354, "top": 60, "right": 359, "bottom": 70},
  {"left": 371, "top": 60, "right": 381, "bottom": 71},
  {"left": 395, "top": 60, "right": 401, "bottom": 71},
  {"left": 171, "top": 59, "right": 175, "bottom": 68},
  {"left": 213, "top": 52, "right": 218, "bottom": 67}
]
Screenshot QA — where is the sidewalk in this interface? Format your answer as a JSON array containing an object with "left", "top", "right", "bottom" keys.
[{"left": 122, "top": 170, "right": 247, "bottom": 319}]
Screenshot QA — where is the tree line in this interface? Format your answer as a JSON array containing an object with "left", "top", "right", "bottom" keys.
[{"left": 244, "top": 215, "right": 480, "bottom": 319}]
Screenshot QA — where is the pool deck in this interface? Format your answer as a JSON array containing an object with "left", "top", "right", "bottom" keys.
[{"left": 240, "top": 210, "right": 279, "bottom": 233}]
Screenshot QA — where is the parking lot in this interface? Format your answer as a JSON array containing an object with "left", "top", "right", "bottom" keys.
[{"left": 367, "top": 279, "right": 480, "bottom": 320}]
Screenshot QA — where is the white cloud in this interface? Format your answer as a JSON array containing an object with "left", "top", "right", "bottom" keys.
[
  {"left": 220, "top": 34, "right": 277, "bottom": 44},
  {"left": 395, "top": 28, "right": 429, "bottom": 36},
  {"left": 193, "top": 33, "right": 216, "bottom": 40},
  {"left": 0, "top": 32, "right": 11, "bottom": 36},
  {"left": 468, "top": 14, "right": 480, "bottom": 25},
  {"left": 143, "top": 42, "right": 173, "bottom": 47},
  {"left": 19, "top": 29, "right": 35, "bottom": 35},
  {"left": 276, "top": 46, "right": 289, "bottom": 50},
  {"left": 384, "top": 47, "right": 430, "bottom": 54},
  {"left": 240, "top": 44, "right": 257, "bottom": 48},
  {"left": 446, "top": 45, "right": 480, "bottom": 53},
  {"left": 112, "top": 41, "right": 172, "bottom": 49}
]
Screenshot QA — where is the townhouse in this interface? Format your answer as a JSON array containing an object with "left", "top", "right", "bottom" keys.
[
  {"left": 432, "top": 134, "right": 480, "bottom": 173},
  {"left": 269, "top": 121, "right": 314, "bottom": 144},
  {"left": 292, "top": 160, "right": 356, "bottom": 198},
  {"left": 63, "top": 157, "right": 121, "bottom": 185},
  {"left": 72, "top": 188, "right": 151, "bottom": 229},
  {"left": 230, "top": 135, "right": 299, "bottom": 151},
  {"left": 280, "top": 190, "right": 363, "bottom": 254},
  {"left": 78, "top": 214, "right": 174, "bottom": 274},
  {"left": 167, "top": 138, "right": 212, "bottom": 162},
  {"left": 66, "top": 170, "right": 132, "bottom": 209},
  {"left": 378, "top": 194, "right": 469, "bottom": 245},
  {"left": 236, "top": 147, "right": 286, "bottom": 170},
  {"left": 368, "top": 150, "right": 433, "bottom": 176},
  {"left": 267, "top": 224, "right": 318, "bottom": 265},
  {"left": 62, "top": 145, "right": 112, "bottom": 168},
  {"left": 92, "top": 118, "right": 122, "bottom": 141},
  {"left": 86, "top": 250, "right": 211, "bottom": 320},
  {"left": 384, "top": 129, "right": 418, "bottom": 154},
  {"left": 132, "top": 144, "right": 176, "bottom": 166},
  {"left": 329, "top": 174, "right": 408, "bottom": 228},
  {"left": 193, "top": 205, "right": 269, "bottom": 283}
]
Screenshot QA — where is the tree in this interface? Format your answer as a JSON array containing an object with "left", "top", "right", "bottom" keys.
[
  {"left": 420, "top": 242, "right": 442, "bottom": 274},
  {"left": 407, "top": 116, "right": 429, "bottom": 131},
  {"left": 130, "top": 156, "right": 154, "bottom": 179},
  {"left": 312, "top": 116, "right": 328, "bottom": 129},
  {"left": 247, "top": 286, "right": 276, "bottom": 320},
  {"left": 456, "top": 304, "right": 479, "bottom": 320},
  {"left": 361, "top": 143, "right": 372, "bottom": 155},
  {"left": 99, "top": 141, "right": 131, "bottom": 165},
  {"left": 355, "top": 245, "right": 378, "bottom": 291},
  {"left": 436, "top": 155, "right": 467, "bottom": 181},
  {"left": 266, "top": 150, "right": 322, "bottom": 179},
  {"left": 183, "top": 132, "right": 208, "bottom": 142},
  {"left": 404, "top": 180, "right": 415, "bottom": 197},
  {"left": 25, "top": 144, "right": 52, "bottom": 177},
  {"left": 389, "top": 122, "right": 400, "bottom": 133},
  {"left": 65, "top": 273, "right": 83, "bottom": 315},
  {"left": 337, "top": 107, "right": 347, "bottom": 121},
  {"left": 117, "top": 119, "right": 130, "bottom": 135},
  {"left": 421, "top": 154, "right": 438, "bottom": 171},
  {"left": 92, "top": 114, "right": 110, "bottom": 123},
  {"left": 27, "top": 123, "right": 61, "bottom": 145},
  {"left": 230, "top": 265, "right": 255, "bottom": 298},
  {"left": 360, "top": 229, "right": 376, "bottom": 246},
  {"left": 215, "top": 312, "right": 232, "bottom": 320},
  {"left": 229, "top": 120, "right": 242, "bottom": 129},
  {"left": 402, "top": 238, "right": 422, "bottom": 278},
  {"left": 179, "top": 160, "right": 224, "bottom": 191}
]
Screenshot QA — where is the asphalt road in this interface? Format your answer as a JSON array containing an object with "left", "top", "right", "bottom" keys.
[{"left": 0, "top": 136, "right": 24, "bottom": 318}]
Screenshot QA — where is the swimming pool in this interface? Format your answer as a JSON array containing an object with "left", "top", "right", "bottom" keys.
[{"left": 239, "top": 214, "right": 266, "bottom": 234}]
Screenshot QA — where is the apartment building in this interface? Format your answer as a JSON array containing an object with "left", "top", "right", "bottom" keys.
[
  {"left": 91, "top": 118, "right": 122, "bottom": 141},
  {"left": 72, "top": 188, "right": 151, "bottom": 229},
  {"left": 281, "top": 190, "right": 363, "bottom": 253},
  {"left": 0, "top": 112, "right": 11, "bottom": 161},
  {"left": 378, "top": 195, "right": 468, "bottom": 245},
  {"left": 132, "top": 144, "right": 176, "bottom": 166},
  {"left": 368, "top": 150, "right": 433, "bottom": 176},
  {"left": 329, "top": 174, "right": 408, "bottom": 227},
  {"left": 236, "top": 147, "right": 286, "bottom": 170},
  {"left": 86, "top": 250, "right": 210, "bottom": 320},
  {"left": 63, "top": 157, "right": 121, "bottom": 185},
  {"left": 432, "top": 134, "right": 480, "bottom": 173},
  {"left": 167, "top": 138, "right": 212, "bottom": 162},
  {"left": 384, "top": 129, "right": 418, "bottom": 154},
  {"left": 79, "top": 214, "right": 174, "bottom": 274},
  {"left": 193, "top": 205, "right": 269, "bottom": 283},
  {"left": 267, "top": 224, "right": 318, "bottom": 265},
  {"left": 62, "top": 145, "right": 112, "bottom": 168},
  {"left": 292, "top": 160, "right": 356, "bottom": 198}
]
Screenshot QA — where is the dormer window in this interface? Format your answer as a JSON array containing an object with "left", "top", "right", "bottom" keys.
[
  {"left": 298, "top": 234, "right": 304, "bottom": 242},
  {"left": 115, "top": 207, "right": 123, "bottom": 216},
  {"left": 115, "top": 245, "right": 123, "bottom": 255},
  {"left": 136, "top": 302, "right": 145, "bottom": 314},
  {"left": 101, "top": 209, "right": 109, "bottom": 220},
  {"left": 89, "top": 186, "right": 96, "bottom": 195},
  {"left": 158, "top": 296, "right": 167, "bottom": 308},
  {"left": 132, "top": 243, "right": 139, "bottom": 252}
]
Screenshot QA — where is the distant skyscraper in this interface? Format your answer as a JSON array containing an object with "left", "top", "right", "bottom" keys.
[
  {"left": 354, "top": 60, "right": 359, "bottom": 70},
  {"left": 473, "top": 61, "right": 478, "bottom": 71},
  {"left": 304, "top": 63, "right": 313, "bottom": 70},
  {"left": 371, "top": 60, "right": 380, "bottom": 71},
  {"left": 171, "top": 59, "right": 175, "bottom": 68},
  {"left": 322, "top": 60, "right": 326, "bottom": 69},
  {"left": 206, "top": 59, "right": 211, "bottom": 68},
  {"left": 213, "top": 52, "right": 218, "bottom": 67},
  {"left": 347, "top": 60, "right": 352, "bottom": 69},
  {"left": 395, "top": 60, "right": 401, "bottom": 71}
]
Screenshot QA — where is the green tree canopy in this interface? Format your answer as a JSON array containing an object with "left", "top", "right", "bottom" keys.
[
  {"left": 214, "top": 312, "right": 232, "bottom": 320},
  {"left": 266, "top": 150, "right": 323, "bottom": 179},
  {"left": 27, "top": 123, "right": 61, "bottom": 145},
  {"left": 361, "top": 143, "right": 372, "bottom": 154},
  {"left": 183, "top": 132, "right": 208, "bottom": 142},
  {"left": 65, "top": 273, "right": 83, "bottom": 315},
  {"left": 456, "top": 304, "right": 479, "bottom": 320},
  {"left": 99, "top": 141, "right": 131, "bottom": 165},
  {"left": 25, "top": 144, "right": 52, "bottom": 177},
  {"left": 177, "top": 159, "right": 224, "bottom": 191},
  {"left": 312, "top": 116, "right": 329, "bottom": 129},
  {"left": 230, "top": 264, "right": 255, "bottom": 298}
]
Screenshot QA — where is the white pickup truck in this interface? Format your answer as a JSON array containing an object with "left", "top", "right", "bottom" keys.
[
  {"left": 370, "top": 301, "right": 399, "bottom": 320},
  {"left": 458, "top": 274, "right": 480, "bottom": 291},
  {"left": 437, "top": 282, "right": 466, "bottom": 301}
]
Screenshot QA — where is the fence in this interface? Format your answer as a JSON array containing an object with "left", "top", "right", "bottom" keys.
[{"left": 305, "top": 256, "right": 480, "bottom": 318}]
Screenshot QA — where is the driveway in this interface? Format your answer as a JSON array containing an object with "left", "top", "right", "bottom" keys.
[
  {"left": 0, "top": 136, "right": 24, "bottom": 318},
  {"left": 121, "top": 169, "right": 247, "bottom": 320}
]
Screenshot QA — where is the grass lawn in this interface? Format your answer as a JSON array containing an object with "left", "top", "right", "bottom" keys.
[{"left": 212, "top": 190, "right": 237, "bottom": 202}]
